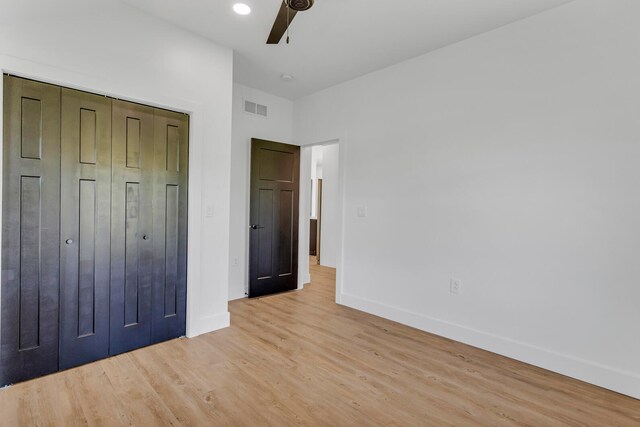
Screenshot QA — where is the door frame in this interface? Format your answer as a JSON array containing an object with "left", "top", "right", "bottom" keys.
[
  {"left": 297, "top": 138, "right": 346, "bottom": 303},
  {"left": 0, "top": 58, "right": 217, "bottom": 338}
]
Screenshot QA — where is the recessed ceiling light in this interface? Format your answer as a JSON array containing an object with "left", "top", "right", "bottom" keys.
[
  {"left": 280, "top": 74, "right": 294, "bottom": 82},
  {"left": 233, "top": 3, "right": 251, "bottom": 15}
]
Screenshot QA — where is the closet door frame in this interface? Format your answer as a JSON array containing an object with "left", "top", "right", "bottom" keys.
[{"left": 1, "top": 74, "right": 193, "bottom": 385}]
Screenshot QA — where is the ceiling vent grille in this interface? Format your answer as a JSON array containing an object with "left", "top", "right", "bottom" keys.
[{"left": 244, "top": 100, "right": 268, "bottom": 117}]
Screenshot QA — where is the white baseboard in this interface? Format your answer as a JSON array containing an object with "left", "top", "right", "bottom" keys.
[
  {"left": 186, "top": 311, "right": 230, "bottom": 338},
  {"left": 228, "top": 286, "right": 247, "bottom": 301},
  {"left": 340, "top": 293, "right": 640, "bottom": 400},
  {"left": 297, "top": 273, "right": 311, "bottom": 290}
]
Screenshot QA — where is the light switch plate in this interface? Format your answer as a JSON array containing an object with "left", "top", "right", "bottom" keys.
[
  {"left": 205, "top": 205, "right": 215, "bottom": 218},
  {"left": 357, "top": 206, "right": 367, "bottom": 218},
  {"left": 450, "top": 278, "right": 462, "bottom": 295}
]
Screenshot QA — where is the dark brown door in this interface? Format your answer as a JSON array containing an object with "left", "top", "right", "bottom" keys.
[
  {"left": 309, "top": 218, "right": 318, "bottom": 256},
  {"left": 249, "top": 139, "right": 300, "bottom": 298},
  {"left": 59, "top": 88, "right": 112, "bottom": 369},
  {"left": 1, "top": 76, "right": 61, "bottom": 384},
  {"left": 109, "top": 100, "right": 154, "bottom": 355},
  {"left": 151, "top": 109, "right": 189, "bottom": 343}
]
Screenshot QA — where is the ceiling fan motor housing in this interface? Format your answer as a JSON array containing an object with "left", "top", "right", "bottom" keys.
[{"left": 287, "top": 0, "right": 314, "bottom": 11}]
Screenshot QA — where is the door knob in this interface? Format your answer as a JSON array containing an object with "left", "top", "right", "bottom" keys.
[
  {"left": 65, "top": 239, "right": 73, "bottom": 244},
  {"left": 143, "top": 235, "right": 150, "bottom": 240},
  {"left": 250, "top": 224, "right": 265, "bottom": 230}
]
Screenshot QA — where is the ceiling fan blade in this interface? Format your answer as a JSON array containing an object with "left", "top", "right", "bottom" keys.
[{"left": 267, "top": 1, "right": 297, "bottom": 44}]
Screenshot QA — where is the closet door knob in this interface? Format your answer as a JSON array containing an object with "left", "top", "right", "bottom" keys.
[
  {"left": 65, "top": 239, "right": 73, "bottom": 245},
  {"left": 143, "top": 235, "right": 150, "bottom": 240}
]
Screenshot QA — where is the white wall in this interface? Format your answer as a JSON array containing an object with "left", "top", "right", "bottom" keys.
[
  {"left": 319, "top": 143, "right": 340, "bottom": 268},
  {"left": 293, "top": 0, "right": 640, "bottom": 398},
  {"left": 229, "top": 83, "right": 295, "bottom": 300},
  {"left": 0, "top": 0, "right": 233, "bottom": 337}
]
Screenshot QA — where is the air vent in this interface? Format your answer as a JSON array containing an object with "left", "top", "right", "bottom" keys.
[
  {"left": 244, "top": 100, "right": 268, "bottom": 118},
  {"left": 244, "top": 100, "right": 256, "bottom": 114}
]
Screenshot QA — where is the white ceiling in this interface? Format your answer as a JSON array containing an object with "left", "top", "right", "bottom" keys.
[{"left": 121, "top": 0, "right": 573, "bottom": 99}]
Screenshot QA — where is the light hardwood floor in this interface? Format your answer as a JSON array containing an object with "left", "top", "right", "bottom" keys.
[{"left": 0, "top": 260, "right": 639, "bottom": 426}]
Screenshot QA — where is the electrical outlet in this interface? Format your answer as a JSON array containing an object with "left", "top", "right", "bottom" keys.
[
  {"left": 205, "top": 205, "right": 215, "bottom": 218},
  {"left": 450, "top": 278, "right": 462, "bottom": 295},
  {"left": 233, "top": 258, "right": 239, "bottom": 267}
]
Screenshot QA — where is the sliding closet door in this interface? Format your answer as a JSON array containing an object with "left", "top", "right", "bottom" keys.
[
  {"left": 152, "top": 110, "right": 189, "bottom": 343},
  {"left": 1, "top": 76, "right": 61, "bottom": 384},
  {"left": 110, "top": 100, "right": 154, "bottom": 355},
  {"left": 59, "top": 89, "right": 112, "bottom": 369}
]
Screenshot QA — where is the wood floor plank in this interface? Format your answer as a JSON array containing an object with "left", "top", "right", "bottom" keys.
[
  {"left": 0, "top": 258, "right": 639, "bottom": 425},
  {"left": 100, "top": 354, "right": 181, "bottom": 426}
]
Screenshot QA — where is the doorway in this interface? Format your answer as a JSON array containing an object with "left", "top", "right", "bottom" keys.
[
  {"left": 309, "top": 145, "right": 323, "bottom": 265},
  {"left": 305, "top": 142, "right": 340, "bottom": 283}
]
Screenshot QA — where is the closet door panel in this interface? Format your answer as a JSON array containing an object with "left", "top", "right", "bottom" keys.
[
  {"left": 1, "top": 76, "right": 61, "bottom": 385},
  {"left": 152, "top": 109, "right": 188, "bottom": 343},
  {"left": 110, "top": 100, "right": 154, "bottom": 355},
  {"left": 59, "top": 88, "right": 112, "bottom": 369}
]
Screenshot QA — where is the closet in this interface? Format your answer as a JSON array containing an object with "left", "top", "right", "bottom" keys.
[{"left": 1, "top": 76, "right": 189, "bottom": 384}]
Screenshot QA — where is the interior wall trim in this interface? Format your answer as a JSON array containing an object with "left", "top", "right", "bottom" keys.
[
  {"left": 228, "top": 287, "right": 247, "bottom": 301},
  {"left": 339, "top": 292, "right": 640, "bottom": 400},
  {"left": 187, "top": 311, "right": 230, "bottom": 338}
]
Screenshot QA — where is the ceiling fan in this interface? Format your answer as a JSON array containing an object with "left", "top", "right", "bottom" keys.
[{"left": 267, "top": 0, "right": 315, "bottom": 44}]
